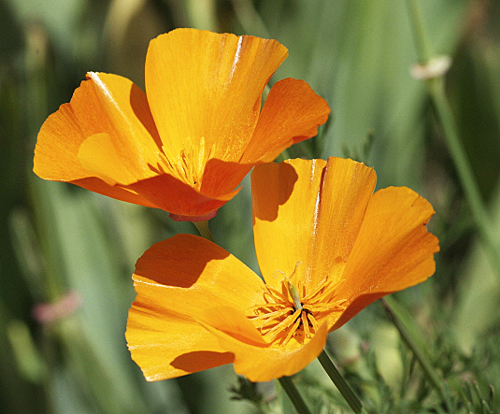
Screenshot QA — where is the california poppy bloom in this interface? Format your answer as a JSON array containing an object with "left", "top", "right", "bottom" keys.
[
  {"left": 33, "top": 28, "right": 330, "bottom": 221},
  {"left": 126, "top": 157, "right": 439, "bottom": 382}
]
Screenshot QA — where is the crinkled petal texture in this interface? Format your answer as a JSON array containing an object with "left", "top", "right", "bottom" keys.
[
  {"left": 196, "top": 308, "right": 328, "bottom": 382},
  {"left": 145, "top": 28, "right": 330, "bottom": 200},
  {"left": 127, "top": 157, "right": 438, "bottom": 383},
  {"left": 34, "top": 72, "right": 163, "bottom": 208},
  {"left": 146, "top": 29, "right": 287, "bottom": 164},
  {"left": 34, "top": 28, "right": 329, "bottom": 218},
  {"left": 126, "top": 234, "right": 328, "bottom": 382},
  {"left": 240, "top": 78, "right": 331, "bottom": 164},
  {"left": 33, "top": 72, "right": 231, "bottom": 215},
  {"left": 126, "top": 234, "right": 262, "bottom": 381},
  {"left": 252, "top": 158, "right": 439, "bottom": 331}
]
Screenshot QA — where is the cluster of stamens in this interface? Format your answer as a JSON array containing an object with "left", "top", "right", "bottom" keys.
[
  {"left": 155, "top": 138, "right": 213, "bottom": 188},
  {"left": 248, "top": 266, "right": 346, "bottom": 346}
]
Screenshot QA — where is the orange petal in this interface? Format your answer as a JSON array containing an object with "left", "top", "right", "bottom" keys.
[
  {"left": 195, "top": 305, "right": 268, "bottom": 346},
  {"left": 34, "top": 91, "right": 90, "bottom": 182},
  {"left": 331, "top": 186, "right": 439, "bottom": 330},
  {"left": 252, "top": 159, "right": 318, "bottom": 290},
  {"left": 77, "top": 133, "right": 138, "bottom": 185},
  {"left": 35, "top": 72, "right": 161, "bottom": 184},
  {"left": 145, "top": 28, "right": 288, "bottom": 165},
  {"left": 34, "top": 72, "right": 164, "bottom": 207},
  {"left": 126, "top": 307, "right": 234, "bottom": 381},
  {"left": 241, "top": 78, "right": 330, "bottom": 163},
  {"left": 252, "top": 158, "right": 376, "bottom": 291},
  {"left": 133, "top": 234, "right": 264, "bottom": 324},
  {"left": 82, "top": 72, "right": 162, "bottom": 183},
  {"left": 198, "top": 309, "right": 329, "bottom": 382},
  {"left": 127, "top": 172, "right": 239, "bottom": 217},
  {"left": 126, "top": 234, "right": 265, "bottom": 379},
  {"left": 200, "top": 158, "right": 252, "bottom": 199},
  {"left": 304, "top": 157, "right": 377, "bottom": 287},
  {"left": 72, "top": 177, "right": 159, "bottom": 208}
]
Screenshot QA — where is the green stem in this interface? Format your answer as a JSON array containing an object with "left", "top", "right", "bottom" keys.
[
  {"left": 405, "top": 0, "right": 500, "bottom": 275},
  {"left": 193, "top": 220, "right": 214, "bottom": 242},
  {"left": 231, "top": 0, "right": 270, "bottom": 38},
  {"left": 381, "top": 297, "right": 452, "bottom": 410},
  {"left": 317, "top": 350, "right": 367, "bottom": 413},
  {"left": 185, "top": 0, "right": 218, "bottom": 31},
  {"left": 278, "top": 376, "right": 312, "bottom": 414},
  {"left": 430, "top": 80, "right": 500, "bottom": 272},
  {"left": 406, "top": 0, "right": 432, "bottom": 64}
]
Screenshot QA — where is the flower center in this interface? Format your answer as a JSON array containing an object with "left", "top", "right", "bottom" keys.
[
  {"left": 156, "top": 137, "right": 214, "bottom": 189},
  {"left": 248, "top": 267, "right": 346, "bottom": 346}
]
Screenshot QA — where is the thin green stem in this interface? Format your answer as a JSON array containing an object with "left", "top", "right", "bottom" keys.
[
  {"left": 278, "top": 376, "right": 312, "bottom": 414},
  {"left": 381, "top": 297, "right": 452, "bottom": 410},
  {"left": 193, "top": 220, "right": 214, "bottom": 242},
  {"left": 405, "top": 0, "right": 500, "bottom": 275},
  {"left": 430, "top": 80, "right": 500, "bottom": 273},
  {"left": 185, "top": 0, "right": 218, "bottom": 32},
  {"left": 231, "top": 0, "right": 270, "bottom": 38},
  {"left": 317, "top": 350, "right": 368, "bottom": 414},
  {"left": 406, "top": 0, "right": 432, "bottom": 64}
]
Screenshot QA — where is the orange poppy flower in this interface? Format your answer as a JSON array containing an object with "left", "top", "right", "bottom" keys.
[
  {"left": 126, "top": 157, "right": 439, "bottom": 382},
  {"left": 33, "top": 28, "right": 330, "bottom": 221}
]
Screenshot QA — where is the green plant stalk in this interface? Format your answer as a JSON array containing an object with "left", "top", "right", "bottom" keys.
[
  {"left": 317, "top": 350, "right": 368, "bottom": 414},
  {"left": 429, "top": 79, "right": 500, "bottom": 273},
  {"left": 194, "top": 220, "right": 214, "bottom": 242},
  {"left": 406, "top": 0, "right": 432, "bottom": 63},
  {"left": 185, "top": 0, "right": 218, "bottom": 32},
  {"left": 278, "top": 376, "right": 312, "bottom": 414},
  {"left": 405, "top": 0, "right": 500, "bottom": 275},
  {"left": 381, "top": 297, "right": 452, "bottom": 410},
  {"left": 231, "top": 0, "right": 270, "bottom": 38}
]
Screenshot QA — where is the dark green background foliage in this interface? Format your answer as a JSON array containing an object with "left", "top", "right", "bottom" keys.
[{"left": 1, "top": 0, "right": 500, "bottom": 413}]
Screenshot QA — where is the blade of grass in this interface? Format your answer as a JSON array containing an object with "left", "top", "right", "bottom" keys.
[
  {"left": 405, "top": 0, "right": 500, "bottom": 277},
  {"left": 382, "top": 297, "right": 452, "bottom": 410}
]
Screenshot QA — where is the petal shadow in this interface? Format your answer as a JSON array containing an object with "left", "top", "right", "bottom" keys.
[
  {"left": 251, "top": 161, "right": 298, "bottom": 222},
  {"left": 171, "top": 351, "right": 234, "bottom": 373},
  {"left": 133, "top": 234, "right": 232, "bottom": 289}
]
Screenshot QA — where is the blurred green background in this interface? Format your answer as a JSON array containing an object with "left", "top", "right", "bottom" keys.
[{"left": 2, "top": 0, "right": 500, "bottom": 412}]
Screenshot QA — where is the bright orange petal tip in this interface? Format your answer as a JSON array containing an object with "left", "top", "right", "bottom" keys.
[
  {"left": 252, "top": 157, "right": 439, "bottom": 331},
  {"left": 126, "top": 233, "right": 334, "bottom": 382},
  {"left": 33, "top": 28, "right": 330, "bottom": 217},
  {"left": 126, "top": 157, "right": 438, "bottom": 383}
]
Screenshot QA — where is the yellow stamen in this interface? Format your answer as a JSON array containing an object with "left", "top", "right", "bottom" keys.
[
  {"left": 248, "top": 264, "right": 345, "bottom": 346},
  {"left": 156, "top": 137, "right": 213, "bottom": 189},
  {"left": 282, "top": 314, "right": 302, "bottom": 345}
]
